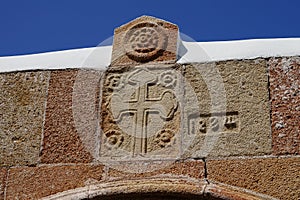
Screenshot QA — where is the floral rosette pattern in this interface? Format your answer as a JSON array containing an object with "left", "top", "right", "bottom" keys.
[
  {"left": 123, "top": 22, "right": 167, "bottom": 62},
  {"left": 104, "top": 130, "right": 124, "bottom": 150}
]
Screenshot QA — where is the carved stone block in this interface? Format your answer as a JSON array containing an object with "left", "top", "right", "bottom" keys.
[
  {"left": 183, "top": 60, "right": 272, "bottom": 157},
  {"left": 111, "top": 16, "right": 179, "bottom": 68},
  {"left": 100, "top": 65, "right": 182, "bottom": 161}
]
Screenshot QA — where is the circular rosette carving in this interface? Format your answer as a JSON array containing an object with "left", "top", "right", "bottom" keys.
[
  {"left": 154, "top": 129, "right": 175, "bottom": 148},
  {"left": 123, "top": 22, "right": 167, "bottom": 62},
  {"left": 159, "top": 71, "right": 177, "bottom": 88},
  {"left": 105, "top": 74, "right": 125, "bottom": 90},
  {"left": 104, "top": 130, "right": 124, "bottom": 149}
]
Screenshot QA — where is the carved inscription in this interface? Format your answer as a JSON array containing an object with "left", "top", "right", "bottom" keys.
[
  {"left": 188, "top": 112, "right": 239, "bottom": 135},
  {"left": 101, "top": 68, "right": 180, "bottom": 158}
]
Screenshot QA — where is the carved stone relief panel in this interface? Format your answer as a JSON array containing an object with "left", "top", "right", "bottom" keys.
[
  {"left": 100, "top": 65, "right": 182, "bottom": 160},
  {"left": 102, "top": 16, "right": 271, "bottom": 161},
  {"left": 111, "top": 16, "right": 179, "bottom": 67},
  {"left": 100, "top": 60, "right": 272, "bottom": 160}
]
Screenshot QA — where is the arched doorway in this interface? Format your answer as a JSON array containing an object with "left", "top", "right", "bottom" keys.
[{"left": 42, "top": 178, "right": 270, "bottom": 200}]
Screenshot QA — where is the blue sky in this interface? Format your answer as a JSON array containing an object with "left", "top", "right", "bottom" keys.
[{"left": 1, "top": 0, "right": 300, "bottom": 56}]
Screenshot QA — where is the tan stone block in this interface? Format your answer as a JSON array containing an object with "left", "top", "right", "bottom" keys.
[
  {"left": 107, "top": 160, "right": 204, "bottom": 180},
  {"left": 111, "top": 16, "right": 179, "bottom": 68},
  {"left": 6, "top": 164, "right": 104, "bottom": 199},
  {"left": 269, "top": 57, "right": 300, "bottom": 155},
  {"left": 100, "top": 65, "right": 183, "bottom": 161},
  {"left": 207, "top": 157, "right": 300, "bottom": 200},
  {"left": 183, "top": 60, "right": 272, "bottom": 158},
  {"left": 0, "top": 71, "right": 50, "bottom": 166},
  {"left": 0, "top": 168, "right": 7, "bottom": 200},
  {"left": 41, "top": 70, "right": 102, "bottom": 163}
]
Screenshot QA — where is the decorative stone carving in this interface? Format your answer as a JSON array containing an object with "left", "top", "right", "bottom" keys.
[
  {"left": 111, "top": 16, "right": 179, "bottom": 67},
  {"left": 104, "top": 130, "right": 124, "bottom": 149},
  {"left": 154, "top": 129, "right": 176, "bottom": 148},
  {"left": 159, "top": 70, "right": 177, "bottom": 88},
  {"left": 124, "top": 22, "right": 167, "bottom": 62},
  {"left": 100, "top": 16, "right": 272, "bottom": 163},
  {"left": 105, "top": 74, "right": 125, "bottom": 90},
  {"left": 100, "top": 66, "right": 181, "bottom": 159}
]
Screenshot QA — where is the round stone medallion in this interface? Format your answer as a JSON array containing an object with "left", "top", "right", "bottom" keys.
[{"left": 123, "top": 22, "right": 168, "bottom": 62}]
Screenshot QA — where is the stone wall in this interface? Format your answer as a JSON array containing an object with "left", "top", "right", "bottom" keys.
[{"left": 0, "top": 16, "right": 299, "bottom": 200}]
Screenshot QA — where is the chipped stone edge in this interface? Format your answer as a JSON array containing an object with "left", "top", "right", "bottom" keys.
[
  {"left": 205, "top": 181, "right": 278, "bottom": 200},
  {"left": 1, "top": 38, "right": 300, "bottom": 73}
]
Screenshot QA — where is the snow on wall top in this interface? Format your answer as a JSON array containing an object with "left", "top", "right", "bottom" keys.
[{"left": 0, "top": 38, "right": 300, "bottom": 73}]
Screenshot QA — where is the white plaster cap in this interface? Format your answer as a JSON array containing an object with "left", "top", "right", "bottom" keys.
[{"left": 0, "top": 38, "right": 300, "bottom": 73}]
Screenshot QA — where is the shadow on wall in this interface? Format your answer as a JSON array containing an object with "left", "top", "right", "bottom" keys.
[{"left": 86, "top": 192, "right": 220, "bottom": 200}]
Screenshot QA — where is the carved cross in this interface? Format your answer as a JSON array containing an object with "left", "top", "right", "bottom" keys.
[{"left": 111, "top": 69, "right": 177, "bottom": 157}]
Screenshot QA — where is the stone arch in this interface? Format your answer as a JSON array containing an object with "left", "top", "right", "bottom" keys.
[{"left": 41, "top": 178, "right": 273, "bottom": 200}]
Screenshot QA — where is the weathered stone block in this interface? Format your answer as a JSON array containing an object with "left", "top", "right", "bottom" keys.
[
  {"left": 269, "top": 57, "right": 300, "bottom": 155},
  {"left": 41, "top": 70, "right": 102, "bottom": 163},
  {"left": 207, "top": 157, "right": 300, "bottom": 200},
  {"left": 100, "top": 65, "right": 183, "bottom": 163},
  {"left": 111, "top": 16, "right": 179, "bottom": 67},
  {"left": 0, "top": 72, "right": 50, "bottom": 166},
  {"left": 6, "top": 164, "right": 104, "bottom": 199},
  {"left": 183, "top": 60, "right": 272, "bottom": 157}
]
